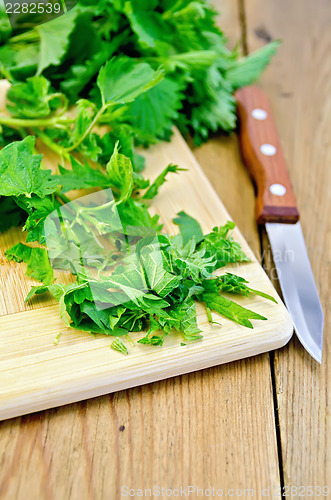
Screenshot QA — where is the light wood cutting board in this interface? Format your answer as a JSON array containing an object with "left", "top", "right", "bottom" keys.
[{"left": 0, "top": 82, "right": 293, "bottom": 421}]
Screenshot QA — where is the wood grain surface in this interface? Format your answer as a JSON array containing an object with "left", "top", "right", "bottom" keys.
[
  {"left": 0, "top": 0, "right": 329, "bottom": 498},
  {"left": 245, "top": 0, "right": 331, "bottom": 494}
]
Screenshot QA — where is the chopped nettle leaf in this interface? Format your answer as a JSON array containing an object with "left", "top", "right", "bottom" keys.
[
  {"left": 7, "top": 140, "right": 275, "bottom": 348},
  {"left": 142, "top": 164, "right": 184, "bottom": 200},
  {"left": 217, "top": 273, "right": 277, "bottom": 303},
  {"left": 200, "top": 223, "right": 250, "bottom": 267},
  {"left": 201, "top": 293, "right": 267, "bottom": 329},
  {"left": 5, "top": 242, "right": 53, "bottom": 284},
  {"left": 173, "top": 211, "right": 204, "bottom": 245},
  {"left": 5, "top": 242, "right": 32, "bottom": 263},
  {"left": 111, "top": 337, "right": 129, "bottom": 355},
  {"left": 169, "top": 297, "right": 202, "bottom": 341},
  {"left": 56, "top": 156, "right": 110, "bottom": 193}
]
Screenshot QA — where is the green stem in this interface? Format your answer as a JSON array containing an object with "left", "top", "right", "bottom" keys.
[
  {"left": 47, "top": 93, "right": 69, "bottom": 117},
  {"left": 63, "top": 105, "right": 109, "bottom": 153},
  {"left": 0, "top": 114, "right": 61, "bottom": 128},
  {"left": 9, "top": 31, "right": 40, "bottom": 44},
  {"left": 79, "top": 199, "right": 116, "bottom": 214},
  {"left": 17, "top": 127, "right": 28, "bottom": 139},
  {"left": 56, "top": 192, "right": 71, "bottom": 205},
  {"left": 0, "top": 65, "right": 12, "bottom": 81},
  {"left": 35, "top": 129, "right": 69, "bottom": 162},
  {"left": 206, "top": 305, "right": 213, "bottom": 323},
  {"left": 97, "top": 105, "right": 128, "bottom": 123},
  {"left": 60, "top": 0, "right": 68, "bottom": 13}
]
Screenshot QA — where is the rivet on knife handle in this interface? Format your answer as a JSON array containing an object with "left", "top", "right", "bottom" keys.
[{"left": 235, "top": 85, "right": 299, "bottom": 225}]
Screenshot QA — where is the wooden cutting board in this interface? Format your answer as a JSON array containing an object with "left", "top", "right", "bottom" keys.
[{"left": 0, "top": 83, "right": 293, "bottom": 421}]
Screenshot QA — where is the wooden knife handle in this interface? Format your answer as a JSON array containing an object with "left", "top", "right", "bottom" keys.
[{"left": 235, "top": 85, "right": 299, "bottom": 224}]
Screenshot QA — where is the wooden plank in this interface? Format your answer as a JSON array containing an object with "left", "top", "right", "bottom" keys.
[
  {"left": 0, "top": 359, "right": 281, "bottom": 500},
  {"left": 0, "top": 2, "right": 284, "bottom": 498},
  {"left": 245, "top": 0, "right": 331, "bottom": 492},
  {"left": 212, "top": 0, "right": 242, "bottom": 50},
  {"left": 193, "top": 1, "right": 261, "bottom": 256}
]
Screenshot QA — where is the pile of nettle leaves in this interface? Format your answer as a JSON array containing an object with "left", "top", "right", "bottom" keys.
[
  {"left": 1, "top": 135, "right": 275, "bottom": 352},
  {"left": 0, "top": 0, "right": 277, "bottom": 352}
]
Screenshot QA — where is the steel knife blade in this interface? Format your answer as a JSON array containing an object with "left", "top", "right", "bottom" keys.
[{"left": 235, "top": 86, "right": 324, "bottom": 363}]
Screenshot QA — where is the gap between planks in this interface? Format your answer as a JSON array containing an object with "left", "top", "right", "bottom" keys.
[{"left": 238, "top": 0, "right": 285, "bottom": 489}]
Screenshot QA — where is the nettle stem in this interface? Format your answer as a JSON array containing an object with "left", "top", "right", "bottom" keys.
[
  {"left": 63, "top": 103, "right": 113, "bottom": 153},
  {"left": 0, "top": 115, "right": 60, "bottom": 128},
  {"left": 68, "top": 200, "right": 116, "bottom": 232},
  {"left": 81, "top": 199, "right": 116, "bottom": 213},
  {"left": 1, "top": 102, "right": 116, "bottom": 161},
  {"left": 35, "top": 129, "right": 70, "bottom": 163}
]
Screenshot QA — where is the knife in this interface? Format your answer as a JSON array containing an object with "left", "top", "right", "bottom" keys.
[{"left": 235, "top": 85, "right": 324, "bottom": 363}]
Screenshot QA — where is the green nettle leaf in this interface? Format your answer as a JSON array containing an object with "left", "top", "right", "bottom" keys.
[
  {"left": 170, "top": 297, "right": 202, "bottom": 341},
  {"left": 56, "top": 156, "right": 109, "bottom": 193},
  {"left": 6, "top": 76, "right": 66, "bottom": 119},
  {"left": 0, "top": 136, "right": 58, "bottom": 198},
  {"left": 123, "top": 3, "right": 170, "bottom": 49},
  {"left": 125, "top": 77, "right": 184, "bottom": 140},
  {"left": 218, "top": 273, "right": 277, "bottom": 303},
  {"left": 0, "top": 0, "right": 278, "bottom": 146},
  {"left": 16, "top": 195, "right": 56, "bottom": 244},
  {"left": 140, "top": 247, "right": 181, "bottom": 297},
  {"left": 36, "top": 10, "right": 77, "bottom": 75},
  {"left": 142, "top": 164, "right": 184, "bottom": 200},
  {"left": 200, "top": 222, "right": 250, "bottom": 268},
  {"left": 25, "top": 283, "right": 67, "bottom": 302},
  {"left": 106, "top": 142, "right": 134, "bottom": 203},
  {"left": 173, "top": 211, "right": 204, "bottom": 245},
  {"left": 117, "top": 197, "right": 161, "bottom": 230},
  {"left": 97, "top": 56, "right": 164, "bottom": 105},
  {"left": 5, "top": 242, "right": 32, "bottom": 263},
  {"left": 202, "top": 292, "right": 267, "bottom": 329},
  {"left": 67, "top": 99, "right": 94, "bottom": 142},
  {"left": 26, "top": 247, "right": 54, "bottom": 284},
  {"left": 190, "top": 87, "right": 237, "bottom": 141},
  {"left": 5, "top": 243, "right": 53, "bottom": 284},
  {"left": 227, "top": 41, "right": 281, "bottom": 90},
  {"left": 0, "top": 5, "right": 11, "bottom": 44},
  {"left": 0, "top": 44, "right": 39, "bottom": 80}
]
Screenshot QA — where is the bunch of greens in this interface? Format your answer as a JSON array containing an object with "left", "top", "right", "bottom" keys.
[
  {"left": 0, "top": 0, "right": 279, "bottom": 148},
  {"left": 0, "top": 2, "right": 279, "bottom": 352},
  {"left": 1, "top": 134, "right": 276, "bottom": 353}
]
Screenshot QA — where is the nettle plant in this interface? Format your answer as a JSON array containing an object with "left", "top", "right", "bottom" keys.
[{"left": 0, "top": 2, "right": 279, "bottom": 352}]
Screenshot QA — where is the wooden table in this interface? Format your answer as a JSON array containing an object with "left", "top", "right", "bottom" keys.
[{"left": 0, "top": 1, "right": 329, "bottom": 498}]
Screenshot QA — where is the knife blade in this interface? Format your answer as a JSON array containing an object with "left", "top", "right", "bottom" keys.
[{"left": 235, "top": 85, "right": 324, "bottom": 363}]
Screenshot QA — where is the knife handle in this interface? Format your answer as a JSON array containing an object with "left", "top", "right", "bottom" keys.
[{"left": 235, "top": 85, "right": 299, "bottom": 224}]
